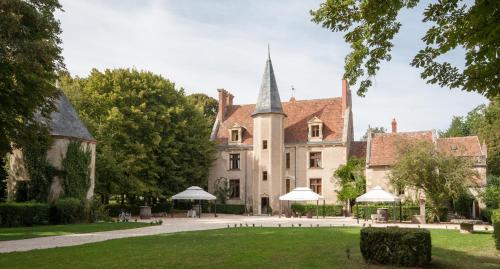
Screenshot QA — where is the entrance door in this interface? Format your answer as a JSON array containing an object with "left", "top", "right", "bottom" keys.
[{"left": 261, "top": 197, "right": 269, "bottom": 214}]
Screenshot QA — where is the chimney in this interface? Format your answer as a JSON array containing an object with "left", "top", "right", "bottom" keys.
[
  {"left": 341, "top": 79, "right": 350, "bottom": 113},
  {"left": 227, "top": 93, "right": 234, "bottom": 107},
  {"left": 391, "top": 118, "right": 397, "bottom": 133},
  {"left": 217, "top": 89, "right": 228, "bottom": 121}
]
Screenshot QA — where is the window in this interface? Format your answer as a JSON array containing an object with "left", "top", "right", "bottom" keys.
[
  {"left": 310, "top": 178, "right": 322, "bottom": 194},
  {"left": 229, "top": 153, "right": 240, "bottom": 170},
  {"left": 262, "top": 171, "right": 268, "bottom": 181},
  {"left": 309, "top": 152, "right": 322, "bottom": 168},
  {"left": 398, "top": 187, "right": 405, "bottom": 195},
  {"left": 231, "top": 130, "right": 239, "bottom": 142},
  {"left": 311, "top": 125, "right": 320, "bottom": 137},
  {"left": 285, "top": 178, "right": 291, "bottom": 193},
  {"left": 263, "top": 140, "right": 268, "bottom": 149},
  {"left": 285, "top": 152, "right": 291, "bottom": 169},
  {"left": 229, "top": 179, "right": 240, "bottom": 199}
]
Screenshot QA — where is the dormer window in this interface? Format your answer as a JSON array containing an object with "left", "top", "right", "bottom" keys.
[
  {"left": 231, "top": 130, "right": 239, "bottom": 142},
  {"left": 311, "top": 125, "right": 320, "bottom": 137},
  {"left": 228, "top": 124, "right": 243, "bottom": 145},
  {"left": 307, "top": 117, "right": 323, "bottom": 142}
]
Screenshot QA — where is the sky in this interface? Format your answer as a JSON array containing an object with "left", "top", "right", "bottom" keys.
[{"left": 56, "top": 0, "right": 488, "bottom": 140}]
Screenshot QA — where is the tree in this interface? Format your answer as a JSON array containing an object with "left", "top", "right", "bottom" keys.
[
  {"left": 61, "top": 69, "right": 215, "bottom": 203},
  {"left": 439, "top": 105, "right": 486, "bottom": 137},
  {"left": 311, "top": 0, "right": 499, "bottom": 98},
  {"left": 0, "top": 0, "right": 64, "bottom": 156},
  {"left": 187, "top": 93, "right": 218, "bottom": 128},
  {"left": 334, "top": 157, "right": 366, "bottom": 215},
  {"left": 390, "top": 140, "right": 478, "bottom": 221},
  {"left": 482, "top": 175, "right": 500, "bottom": 209},
  {"left": 361, "top": 126, "right": 386, "bottom": 141}
]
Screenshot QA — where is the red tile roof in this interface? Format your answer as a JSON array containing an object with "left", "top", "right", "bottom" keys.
[
  {"left": 437, "top": 136, "right": 484, "bottom": 157},
  {"left": 368, "top": 131, "right": 433, "bottom": 166},
  {"left": 349, "top": 141, "right": 367, "bottom": 159},
  {"left": 215, "top": 98, "right": 344, "bottom": 145}
]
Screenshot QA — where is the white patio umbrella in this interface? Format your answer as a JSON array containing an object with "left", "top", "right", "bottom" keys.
[
  {"left": 171, "top": 186, "right": 217, "bottom": 218},
  {"left": 279, "top": 187, "right": 325, "bottom": 219},
  {"left": 355, "top": 186, "right": 401, "bottom": 223}
]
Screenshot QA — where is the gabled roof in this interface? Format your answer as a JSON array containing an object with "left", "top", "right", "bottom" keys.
[
  {"left": 252, "top": 54, "right": 284, "bottom": 116},
  {"left": 368, "top": 131, "right": 433, "bottom": 166},
  {"left": 437, "top": 136, "right": 484, "bottom": 157},
  {"left": 38, "top": 91, "right": 95, "bottom": 142},
  {"left": 215, "top": 98, "right": 344, "bottom": 145}
]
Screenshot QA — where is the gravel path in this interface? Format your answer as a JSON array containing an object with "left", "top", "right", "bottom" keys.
[{"left": 0, "top": 215, "right": 493, "bottom": 253}]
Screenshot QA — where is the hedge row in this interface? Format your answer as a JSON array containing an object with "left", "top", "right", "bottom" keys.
[
  {"left": 0, "top": 202, "right": 49, "bottom": 227},
  {"left": 492, "top": 209, "right": 500, "bottom": 250},
  {"left": 0, "top": 199, "right": 93, "bottom": 227},
  {"left": 291, "top": 204, "right": 344, "bottom": 216},
  {"left": 353, "top": 204, "right": 448, "bottom": 222},
  {"left": 360, "top": 227, "right": 432, "bottom": 267},
  {"left": 214, "top": 204, "right": 246, "bottom": 214}
]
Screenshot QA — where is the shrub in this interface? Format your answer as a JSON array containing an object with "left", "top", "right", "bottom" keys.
[
  {"left": 88, "top": 200, "right": 111, "bottom": 222},
  {"left": 360, "top": 227, "right": 431, "bottom": 267},
  {"left": 0, "top": 202, "right": 49, "bottom": 227},
  {"left": 214, "top": 204, "right": 245, "bottom": 214},
  {"left": 493, "top": 209, "right": 500, "bottom": 250},
  {"left": 49, "top": 198, "right": 85, "bottom": 224},
  {"left": 292, "top": 204, "right": 343, "bottom": 216},
  {"left": 353, "top": 204, "right": 448, "bottom": 222}
]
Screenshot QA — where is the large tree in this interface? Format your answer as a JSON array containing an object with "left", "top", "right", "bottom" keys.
[
  {"left": 187, "top": 93, "right": 218, "bottom": 128},
  {"left": 390, "top": 140, "right": 478, "bottom": 221},
  {"left": 311, "top": 0, "right": 499, "bottom": 98},
  {"left": 0, "top": 0, "right": 64, "bottom": 156},
  {"left": 61, "top": 69, "right": 215, "bottom": 203}
]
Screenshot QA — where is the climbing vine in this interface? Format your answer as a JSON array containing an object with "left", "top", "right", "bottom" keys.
[
  {"left": 21, "top": 137, "right": 57, "bottom": 202},
  {"left": 62, "top": 141, "right": 91, "bottom": 200}
]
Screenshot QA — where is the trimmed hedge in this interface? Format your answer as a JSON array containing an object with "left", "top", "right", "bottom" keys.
[
  {"left": 215, "top": 204, "right": 246, "bottom": 214},
  {"left": 360, "top": 227, "right": 431, "bottom": 267},
  {"left": 49, "top": 198, "right": 85, "bottom": 224},
  {"left": 353, "top": 204, "right": 448, "bottom": 222},
  {"left": 0, "top": 202, "right": 49, "bottom": 227},
  {"left": 291, "top": 204, "right": 343, "bottom": 216},
  {"left": 492, "top": 209, "right": 500, "bottom": 250}
]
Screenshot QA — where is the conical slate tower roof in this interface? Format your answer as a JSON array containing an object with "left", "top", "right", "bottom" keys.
[
  {"left": 252, "top": 51, "right": 285, "bottom": 116},
  {"left": 37, "top": 91, "right": 95, "bottom": 142}
]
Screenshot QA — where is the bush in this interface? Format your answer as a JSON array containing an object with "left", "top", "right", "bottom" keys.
[
  {"left": 353, "top": 204, "right": 448, "bottom": 222},
  {"left": 493, "top": 209, "right": 500, "bottom": 250},
  {"left": 0, "top": 202, "right": 49, "bottom": 227},
  {"left": 360, "top": 227, "right": 431, "bottom": 267},
  {"left": 291, "top": 203, "right": 343, "bottom": 216},
  {"left": 88, "top": 200, "right": 111, "bottom": 222},
  {"left": 49, "top": 198, "right": 85, "bottom": 224},
  {"left": 214, "top": 204, "right": 245, "bottom": 214}
]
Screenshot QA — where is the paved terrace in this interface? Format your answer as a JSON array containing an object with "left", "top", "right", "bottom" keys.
[{"left": 0, "top": 214, "right": 493, "bottom": 253}]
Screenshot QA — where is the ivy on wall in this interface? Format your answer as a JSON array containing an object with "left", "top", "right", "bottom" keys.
[
  {"left": 22, "top": 138, "right": 57, "bottom": 202},
  {"left": 62, "top": 141, "right": 91, "bottom": 200}
]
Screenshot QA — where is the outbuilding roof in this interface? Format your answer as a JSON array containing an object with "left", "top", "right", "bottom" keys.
[{"left": 38, "top": 91, "right": 95, "bottom": 142}]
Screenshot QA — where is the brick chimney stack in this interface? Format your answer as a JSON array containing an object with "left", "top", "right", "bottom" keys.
[
  {"left": 341, "top": 79, "right": 350, "bottom": 113},
  {"left": 217, "top": 89, "right": 228, "bottom": 121},
  {"left": 391, "top": 118, "right": 397, "bottom": 133},
  {"left": 227, "top": 93, "right": 234, "bottom": 107}
]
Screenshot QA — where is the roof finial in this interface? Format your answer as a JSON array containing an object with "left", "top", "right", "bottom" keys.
[
  {"left": 267, "top": 44, "right": 270, "bottom": 60},
  {"left": 291, "top": 85, "right": 295, "bottom": 97}
]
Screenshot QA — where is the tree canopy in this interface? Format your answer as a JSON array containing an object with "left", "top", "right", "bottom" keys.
[
  {"left": 361, "top": 126, "right": 386, "bottom": 141},
  {"left": 334, "top": 157, "right": 366, "bottom": 213},
  {"left": 0, "top": 0, "right": 64, "bottom": 156},
  {"left": 61, "top": 69, "right": 215, "bottom": 202},
  {"left": 311, "top": 0, "right": 499, "bottom": 98},
  {"left": 440, "top": 97, "right": 499, "bottom": 176},
  {"left": 187, "top": 93, "right": 218, "bottom": 128},
  {"left": 390, "top": 140, "right": 478, "bottom": 220}
]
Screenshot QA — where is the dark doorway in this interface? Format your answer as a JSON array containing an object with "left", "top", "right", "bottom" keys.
[{"left": 261, "top": 197, "right": 269, "bottom": 214}]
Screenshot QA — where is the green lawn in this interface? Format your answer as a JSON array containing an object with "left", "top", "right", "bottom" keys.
[
  {"left": 0, "top": 228, "right": 498, "bottom": 269},
  {"left": 0, "top": 222, "right": 151, "bottom": 241}
]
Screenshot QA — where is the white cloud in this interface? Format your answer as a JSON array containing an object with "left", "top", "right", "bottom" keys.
[{"left": 57, "top": 0, "right": 488, "bottom": 140}]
